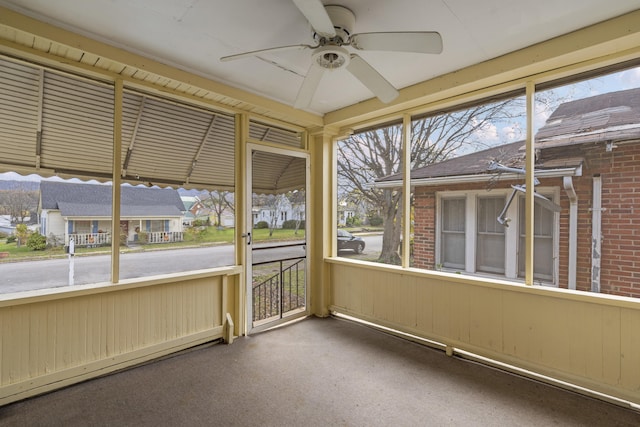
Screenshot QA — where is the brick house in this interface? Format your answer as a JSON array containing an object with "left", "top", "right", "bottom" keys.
[{"left": 377, "top": 88, "right": 640, "bottom": 299}]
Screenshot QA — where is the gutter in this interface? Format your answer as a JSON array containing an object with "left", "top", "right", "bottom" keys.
[
  {"left": 591, "top": 176, "right": 603, "bottom": 293},
  {"left": 563, "top": 177, "right": 578, "bottom": 290},
  {"left": 373, "top": 165, "right": 582, "bottom": 189}
]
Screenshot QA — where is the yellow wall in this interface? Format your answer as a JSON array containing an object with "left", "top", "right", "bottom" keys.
[
  {"left": 0, "top": 268, "right": 241, "bottom": 405},
  {"left": 328, "top": 259, "right": 640, "bottom": 405}
]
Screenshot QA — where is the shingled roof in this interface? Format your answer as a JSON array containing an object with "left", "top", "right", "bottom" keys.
[
  {"left": 40, "top": 181, "right": 185, "bottom": 217},
  {"left": 535, "top": 87, "right": 640, "bottom": 148},
  {"left": 377, "top": 87, "right": 640, "bottom": 185},
  {"left": 379, "top": 141, "right": 525, "bottom": 183}
]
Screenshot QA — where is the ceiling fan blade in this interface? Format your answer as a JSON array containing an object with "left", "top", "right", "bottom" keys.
[
  {"left": 350, "top": 32, "right": 443, "bottom": 54},
  {"left": 346, "top": 55, "right": 399, "bottom": 104},
  {"left": 294, "top": 64, "right": 325, "bottom": 109},
  {"left": 292, "top": 0, "right": 336, "bottom": 38},
  {"left": 220, "top": 44, "right": 313, "bottom": 62}
]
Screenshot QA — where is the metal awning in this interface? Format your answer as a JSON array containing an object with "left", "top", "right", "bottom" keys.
[{"left": 0, "top": 56, "right": 303, "bottom": 193}]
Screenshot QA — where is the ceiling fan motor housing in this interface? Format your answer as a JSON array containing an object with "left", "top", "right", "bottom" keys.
[
  {"left": 310, "top": 5, "right": 355, "bottom": 70},
  {"left": 315, "top": 5, "right": 355, "bottom": 44}
]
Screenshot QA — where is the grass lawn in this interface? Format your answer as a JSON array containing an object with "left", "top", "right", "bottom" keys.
[
  {"left": 0, "top": 241, "right": 35, "bottom": 257},
  {"left": 0, "top": 226, "right": 306, "bottom": 261},
  {"left": 179, "top": 227, "right": 304, "bottom": 246},
  {"left": 341, "top": 226, "right": 384, "bottom": 234},
  {"left": 252, "top": 228, "right": 305, "bottom": 242},
  {"left": 0, "top": 239, "right": 69, "bottom": 261}
]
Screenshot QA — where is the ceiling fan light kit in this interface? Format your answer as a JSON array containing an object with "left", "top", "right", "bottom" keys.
[
  {"left": 312, "top": 45, "right": 350, "bottom": 69},
  {"left": 221, "top": 0, "right": 443, "bottom": 110}
]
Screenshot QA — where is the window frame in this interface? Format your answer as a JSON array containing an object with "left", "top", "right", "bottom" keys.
[
  {"left": 476, "top": 195, "right": 507, "bottom": 274},
  {"left": 440, "top": 197, "right": 467, "bottom": 270},
  {"left": 517, "top": 194, "right": 557, "bottom": 283},
  {"left": 435, "top": 187, "right": 559, "bottom": 285}
]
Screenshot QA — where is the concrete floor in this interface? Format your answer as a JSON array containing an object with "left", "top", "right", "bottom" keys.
[{"left": 1, "top": 316, "right": 639, "bottom": 426}]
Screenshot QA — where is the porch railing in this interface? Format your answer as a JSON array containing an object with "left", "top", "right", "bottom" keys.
[
  {"left": 69, "top": 232, "right": 111, "bottom": 247},
  {"left": 252, "top": 257, "right": 306, "bottom": 322},
  {"left": 144, "top": 231, "right": 184, "bottom": 243}
]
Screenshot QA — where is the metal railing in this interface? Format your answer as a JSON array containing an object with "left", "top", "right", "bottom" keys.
[
  {"left": 69, "top": 232, "right": 111, "bottom": 247},
  {"left": 144, "top": 231, "right": 184, "bottom": 243},
  {"left": 252, "top": 256, "right": 306, "bottom": 322}
]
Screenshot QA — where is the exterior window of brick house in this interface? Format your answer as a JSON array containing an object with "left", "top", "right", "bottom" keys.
[
  {"left": 435, "top": 189, "right": 558, "bottom": 285},
  {"left": 477, "top": 196, "right": 506, "bottom": 274},
  {"left": 441, "top": 198, "right": 465, "bottom": 269},
  {"left": 518, "top": 196, "right": 554, "bottom": 281}
]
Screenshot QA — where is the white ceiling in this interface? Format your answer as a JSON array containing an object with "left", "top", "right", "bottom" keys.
[{"left": 1, "top": 0, "right": 639, "bottom": 115}]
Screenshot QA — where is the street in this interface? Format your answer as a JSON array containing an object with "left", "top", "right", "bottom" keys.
[{"left": 0, "top": 234, "right": 381, "bottom": 294}]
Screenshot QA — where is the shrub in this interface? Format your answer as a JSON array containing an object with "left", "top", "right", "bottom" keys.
[
  {"left": 6, "top": 235, "right": 16, "bottom": 244},
  {"left": 27, "top": 232, "right": 47, "bottom": 251},
  {"left": 185, "top": 226, "right": 206, "bottom": 242},
  {"left": 368, "top": 215, "right": 383, "bottom": 226},
  {"left": 47, "top": 233, "right": 63, "bottom": 247},
  {"left": 255, "top": 221, "right": 269, "bottom": 229},
  {"left": 137, "top": 231, "right": 148, "bottom": 243},
  {"left": 345, "top": 216, "right": 361, "bottom": 227},
  {"left": 15, "top": 224, "right": 29, "bottom": 247},
  {"left": 282, "top": 219, "right": 305, "bottom": 229}
]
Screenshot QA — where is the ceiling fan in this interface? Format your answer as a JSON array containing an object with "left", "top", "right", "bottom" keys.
[{"left": 220, "top": 0, "right": 443, "bottom": 109}]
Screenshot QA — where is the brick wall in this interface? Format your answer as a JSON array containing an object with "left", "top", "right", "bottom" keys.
[
  {"left": 582, "top": 141, "right": 640, "bottom": 298},
  {"left": 412, "top": 188, "right": 435, "bottom": 269},
  {"left": 412, "top": 139, "right": 640, "bottom": 299}
]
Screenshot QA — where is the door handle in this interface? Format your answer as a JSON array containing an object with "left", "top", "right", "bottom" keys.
[{"left": 242, "top": 232, "right": 252, "bottom": 245}]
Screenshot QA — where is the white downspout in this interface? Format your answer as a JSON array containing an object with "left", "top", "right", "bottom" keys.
[
  {"left": 591, "top": 175, "right": 603, "bottom": 293},
  {"left": 563, "top": 177, "right": 577, "bottom": 290}
]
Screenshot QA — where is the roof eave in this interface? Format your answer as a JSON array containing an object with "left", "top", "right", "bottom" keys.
[{"left": 373, "top": 165, "right": 582, "bottom": 189}]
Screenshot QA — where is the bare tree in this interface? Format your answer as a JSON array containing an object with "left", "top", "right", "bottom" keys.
[
  {"left": 337, "top": 98, "right": 522, "bottom": 264},
  {"left": 287, "top": 190, "right": 305, "bottom": 235},
  {"left": 252, "top": 193, "right": 290, "bottom": 236},
  {"left": 0, "top": 188, "right": 39, "bottom": 224},
  {"left": 201, "top": 190, "right": 234, "bottom": 227},
  {"left": 267, "top": 194, "right": 290, "bottom": 237}
]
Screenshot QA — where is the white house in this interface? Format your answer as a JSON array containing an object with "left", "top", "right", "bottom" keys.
[
  {"left": 252, "top": 194, "right": 305, "bottom": 229},
  {"left": 40, "top": 181, "right": 186, "bottom": 246}
]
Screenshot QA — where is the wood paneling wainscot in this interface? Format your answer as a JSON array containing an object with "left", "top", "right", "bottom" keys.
[
  {"left": 0, "top": 267, "right": 241, "bottom": 405},
  {"left": 328, "top": 258, "right": 640, "bottom": 406}
]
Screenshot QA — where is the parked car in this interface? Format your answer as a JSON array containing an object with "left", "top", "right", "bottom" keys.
[{"left": 337, "top": 229, "right": 365, "bottom": 254}]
